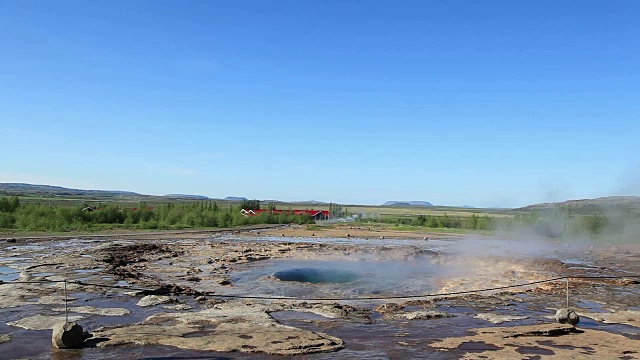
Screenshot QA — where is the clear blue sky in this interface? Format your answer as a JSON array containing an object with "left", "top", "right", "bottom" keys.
[{"left": 1, "top": 0, "right": 639, "bottom": 208}]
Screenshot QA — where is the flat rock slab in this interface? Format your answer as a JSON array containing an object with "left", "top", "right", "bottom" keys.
[
  {"left": 386, "top": 310, "right": 453, "bottom": 321},
  {"left": 0, "top": 283, "right": 58, "bottom": 309},
  {"left": 0, "top": 294, "right": 29, "bottom": 309},
  {"left": 429, "top": 323, "right": 640, "bottom": 359},
  {"left": 163, "top": 304, "right": 193, "bottom": 311},
  {"left": 474, "top": 313, "right": 529, "bottom": 324},
  {"left": 474, "top": 323, "right": 577, "bottom": 338},
  {"left": 53, "top": 306, "right": 130, "bottom": 316},
  {"left": 38, "top": 295, "right": 78, "bottom": 305},
  {"left": 95, "top": 322, "right": 343, "bottom": 356},
  {"left": 8, "top": 314, "right": 83, "bottom": 331},
  {"left": 137, "top": 295, "right": 177, "bottom": 307},
  {"left": 0, "top": 334, "right": 11, "bottom": 344},
  {"left": 286, "top": 303, "right": 371, "bottom": 321},
  {"left": 580, "top": 310, "right": 640, "bottom": 327},
  {"left": 0, "top": 284, "right": 77, "bottom": 309},
  {"left": 92, "top": 301, "right": 344, "bottom": 355},
  {"left": 51, "top": 281, "right": 82, "bottom": 291}
]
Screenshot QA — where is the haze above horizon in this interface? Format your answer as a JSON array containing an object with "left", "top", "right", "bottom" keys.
[{"left": 1, "top": 1, "right": 639, "bottom": 208}]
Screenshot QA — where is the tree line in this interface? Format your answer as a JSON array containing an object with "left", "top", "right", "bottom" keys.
[
  {"left": 0, "top": 197, "right": 313, "bottom": 231},
  {"left": 362, "top": 213, "right": 493, "bottom": 230},
  {"left": 360, "top": 210, "right": 639, "bottom": 237}
]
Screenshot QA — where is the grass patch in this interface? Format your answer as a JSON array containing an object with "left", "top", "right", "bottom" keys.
[{"left": 388, "top": 224, "right": 493, "bottom": 235}]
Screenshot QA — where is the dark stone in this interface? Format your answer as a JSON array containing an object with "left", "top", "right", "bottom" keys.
[{"left": 52, "top": 322, "right": 86, "bottom": 349}]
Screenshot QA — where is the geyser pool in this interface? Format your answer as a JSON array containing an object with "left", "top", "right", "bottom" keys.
[
  {"left": 228, "top": 259, "right": 440, "bottom": 299},
  {"left": 273, "top": 268, "right": 358, "bottom": 283}
]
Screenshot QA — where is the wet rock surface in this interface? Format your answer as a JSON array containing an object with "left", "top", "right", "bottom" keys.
[
  {"left": 474, "top": 323, "right": 578, "bottom": 337},
  {"left": 136, "top": 295, "right": 177, "bottom": 307},
  {"left": 92, "top": 301, "right": 345, "bottom": 355},
  {"left": 163, "top": 303, "right": 193, "bottom": 311},
  {"left": 53, "top": 306, "right": 130, "bottom": 316},
  {"left": 8, "top": 314, "right": 84, "bottom": 331},
  {"left": 580, "top": 309, "right": 640, "bottom": 327},
  {"left": 474, "top": 312, "right": 529, "bottom": 324},
  {"left": 1, "top": 232, "right": 639, "bottom": 358},
  {"left": 283, "top": 302, "right": 372, "bottom": 321},
  {"left": 429, "top": 323, "right": 640, "bottom": 358},
  {"left": 385, "top": 309, "right": 454, "bottom": 321}
]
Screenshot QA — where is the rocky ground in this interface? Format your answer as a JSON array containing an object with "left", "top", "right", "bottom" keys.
[{"left": 0, "top": 227, "right": 639, "bottom": 358}]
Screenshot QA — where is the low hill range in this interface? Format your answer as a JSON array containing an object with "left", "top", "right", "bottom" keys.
[
  {"left": 0, "top": 183, "right": 210, "bottom": 201},
  {"left": 164, "top": 194, "right": 210, "bottom": 200},
  {"left": 0, "top": 183, "right": 139, "bottom": 197},
  {"left": 291, "top": 200, "right": 329, "bottom": 205},
  {"left": 516, "top": 196, "right": 640, "bottom": 215},
  {"left": 383, "top": 201, "right": 434, "bottom": 207},
  {"left": 223, "top": 196, "right": 247, "bottom": 202},
  {"left": 0, "top": 184, "right": 322, "bottom": 205},
  {"left": 1, "top": 183, "right": 638, "bottom": 214}
]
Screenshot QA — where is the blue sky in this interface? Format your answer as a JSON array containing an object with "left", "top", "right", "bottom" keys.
[{"left": 1, "top": 0, "right": 639, "bottom": 207}]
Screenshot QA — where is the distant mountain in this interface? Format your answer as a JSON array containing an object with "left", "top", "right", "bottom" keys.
[
  {"left": 224, "top": 196, "right": 247, "bottom": 202},
  {"left": 164, "top": 194, "right": 209, "bottom": 200},
  {"left": 517, "top": 196, "right": 640, "bottom": 215},
  {"left": 291, "top": 200, "right": 329, "bottom": 205},
  {"left": 0, "top": 183, "right": 139, "bottom": 197},
  {"left": 383, "top": 201, "right": 434, "bottom": 207}
]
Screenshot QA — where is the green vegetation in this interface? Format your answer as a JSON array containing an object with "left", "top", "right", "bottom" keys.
[
  {"left": 360, "top": 213, "right": 493, "bottom": 230},
  {"left": 306, "top": 224, "right": 334, "bottom": 231},
  {"left": 2, "top": 188, "right": 638, "bottom": 240},
  {"left": 346, "top": 204, "right": 512, "bottom": 218},
  {"left": 328, "top": 203, "right": 349, "bottom": 218},
  {"left": 240, "top": 199, "right": 261, "bottom": 210},
  {"left": 502, "top": 210, "right": 639, "bottom": 239},
  {"left": 0, "top": 197, "right": 313, "bottom": 232},
  {"left": 360, "top": 209, "right": 640, "bottom": 240}
]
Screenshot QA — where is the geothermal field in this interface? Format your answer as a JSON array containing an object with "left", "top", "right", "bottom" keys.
[{"left": 1, "top": 225, "right": 639, "bottom": 359}]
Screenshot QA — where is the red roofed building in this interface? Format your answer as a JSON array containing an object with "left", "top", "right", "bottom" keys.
[{"left": 240, "top": 209, "right": 329, "bottom": 221}]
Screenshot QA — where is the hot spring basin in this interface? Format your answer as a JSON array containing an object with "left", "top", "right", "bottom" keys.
[
  {"left": 230, "top": 259, "right": 439, "bottom": 298},
  {"left": 273, "top": 268, "right": 358, "bottom": 283}
]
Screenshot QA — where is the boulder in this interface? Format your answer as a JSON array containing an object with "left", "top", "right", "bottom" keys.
[
  {"left": 52, "top": 321, "right": 85, "bottom": 349},
  {"left": 556, "top": 308, "right": 580, "bottom": 325}
]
